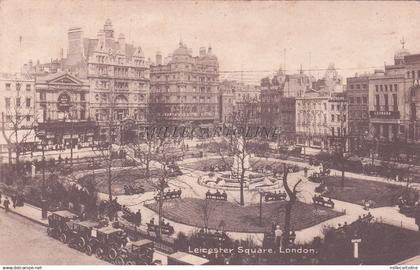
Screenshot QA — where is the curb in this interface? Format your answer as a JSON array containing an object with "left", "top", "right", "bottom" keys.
[{"left": 0, "top": 204, "right": 49, "bottom": 227}]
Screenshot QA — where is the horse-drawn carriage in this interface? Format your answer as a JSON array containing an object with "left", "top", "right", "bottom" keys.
[
  {"left": 154, "top": 189, "right": 182, "bottom": 201},
  {"left": 264, "top": 191, "right": 287, "bottom": 202},
  {"left": 312, "top": 195, "right": 334, "bottom": 208},
  {"left": 205, "top": 190, "right": 227, "bottom": 201}
]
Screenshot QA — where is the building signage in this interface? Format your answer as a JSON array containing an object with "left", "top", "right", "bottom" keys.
[
  {"left": 369, "top": 111, "right": 400, "bottom": 119},
  {"left": 57, "top": 93, "right": 71, "bottom": 112}
]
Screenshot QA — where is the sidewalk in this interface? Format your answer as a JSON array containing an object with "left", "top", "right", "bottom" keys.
[{"left": 0, "top": 201, "right": 49, "bottom": 227}]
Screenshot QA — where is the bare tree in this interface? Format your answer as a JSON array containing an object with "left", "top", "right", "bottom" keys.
[
  {"left": 282, "top": 163, "right": 303, "bottom": 248},
  {"left": 1, "top": 93, "right": 35, "bottom": 175},
  {"left": 215, "top": 97, "right": 265, "bottom": 206}
]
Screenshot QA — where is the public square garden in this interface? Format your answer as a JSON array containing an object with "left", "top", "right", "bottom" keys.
[{"left": 1, "top": 141, "right": 420, "bottom": 265}]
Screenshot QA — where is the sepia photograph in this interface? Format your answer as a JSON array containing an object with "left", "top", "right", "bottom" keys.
[{"left": 0, "top": 0, "right": 420, "bottom": 267}]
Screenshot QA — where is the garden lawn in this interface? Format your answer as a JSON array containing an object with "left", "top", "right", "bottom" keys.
[
  {"left": 78, "top": 168, "right": 160, "bottom": 195},
  {"left": 145, "top": 198, "right": 342, "bottom": 233},
  {"left": 323, "top": 175, "right": 405, "bottom": 207}
]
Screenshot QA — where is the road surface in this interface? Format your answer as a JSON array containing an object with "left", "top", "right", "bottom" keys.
[{"left": 0, "top": 210, "right": 106, "bottom": 265}]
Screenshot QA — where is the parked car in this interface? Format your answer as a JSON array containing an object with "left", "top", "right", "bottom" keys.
[
  {"left": 86, "top": 226, "right": 127, "bottom": 261},
  {"left": 115, "top": 239, "right": 155, "bottom": 265},
  {"left": 67, "top": 220, "right": 101, "bottom": 252},
  {"left": 47, "top": 210, "right": 78, "bottom": 242}
]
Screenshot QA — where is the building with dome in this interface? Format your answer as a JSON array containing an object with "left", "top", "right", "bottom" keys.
[
  {"left": 367, "top": 41, "right": 420, "bottom": 159},
  {"left": 149, "top": 42, "right": 219, "bottom": 125}
]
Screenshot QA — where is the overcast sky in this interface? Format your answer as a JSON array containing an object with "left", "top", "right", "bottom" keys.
[{"left": 1, "top": 0, "right": 420, "bottom": 83}]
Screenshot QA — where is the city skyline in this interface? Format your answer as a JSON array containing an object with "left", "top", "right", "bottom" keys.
[{"left": 1, "top": 0, "right": 420, "bottom": 83}]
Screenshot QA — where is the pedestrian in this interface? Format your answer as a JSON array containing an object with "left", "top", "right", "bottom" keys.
[
  {"left": 135, "top": 210, "right": 142, "bottom": 227},
  {"left": 304, "top": 167, "right": 308, "bottom": 177},
  {"left": 275, "top": 225, "right": 283, "bottom": 250},
  {"left": 0, "top": 191, "right": 2, "bottom": 204},
  {"left": 3, "top": 197, "right": 10, "bottom": 212},
  {"left": 11, "top": 195, "right": 16, "bottom": 208}
]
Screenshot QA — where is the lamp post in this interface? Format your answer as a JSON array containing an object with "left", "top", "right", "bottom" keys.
[{"left": 35, "top": 124, "right": 48, "bottom": 219}]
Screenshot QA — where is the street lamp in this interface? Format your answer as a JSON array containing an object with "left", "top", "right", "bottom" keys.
[{"left": 35, "top": 123, "right": 48, "bottom": 219}]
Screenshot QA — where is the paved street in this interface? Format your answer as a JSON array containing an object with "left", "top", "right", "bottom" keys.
[{"left": 0, "top": 210, "right": 106, "bottom": 265}]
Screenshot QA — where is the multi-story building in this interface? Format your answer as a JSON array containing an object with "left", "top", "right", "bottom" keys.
[
  {"left": 260, "top": 69, "right": 312, "bottom": 144},
  {"left": 296, "top": 65, "right": 347, "bottom": 153},
  {"left": 0, "top": 73, "right": 37, "bottom": 158},
  {"left": 25, "top": 19, "right": 150, "bottom": 143},
  {"left": 149, "top": 43, "right": 219, "bottom": 125},
  {"left": 368, "top": 44, "right": 420, "bottom": 159},
  {"left": 34, "top": 71, "right": 96, "bottom": 147},
  {"left": 368, "top": 46, "right": 420, "bottom": 142},
  {"left": 218, "top": 80, "right": 235, "bottom": 123},
  {"left": 346, "top": 74, "right": 370, "bottom": 153}
]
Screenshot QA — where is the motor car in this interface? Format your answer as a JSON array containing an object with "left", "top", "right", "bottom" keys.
[
  {"left": 47, "top": 210, "right": 78, "bottom": 242},
  {"left": 114, "top": 239, "right": 155, "bottom": 265},
  {"left": 86, "top": 226, "right": 127, "bottom": 261}
]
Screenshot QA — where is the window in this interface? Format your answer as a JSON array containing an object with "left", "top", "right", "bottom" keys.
[
  {"left": 40, "top": 92, "right": 46, "bottom": 100},
  {"left": 350, "top": 85, "right": 354, "bottom": 90},
  {"left": 375, "top": 85, "right": 379, "bottom": 92},
  {"left": 356, "top": 84, "right": 361, "bottom": 90},
  {"left": 385, "top": 85, "right": 388, "bottom": 92},
  {"left": 375, "top": 95, "right": 380, "bottom": 111},
  {"left": 26, "top": 98, "right": 31, "bottom": 108},
  {"left": 362, "top": 96, "right": 367, "bottom": 104},
  {"left": 362, "top": 84, "right": 367, "bottom": 89},
  {"left": 393, "top": 94, "right": 398, "bottom": 111},
  {"left": 394, "top": 84, "right": 398, "bottom": 91},
  {"left": 331, "top": 114, "right": 335, "bottom": 122},
  {"left": 80, "top": 93, "right": 85, "bottom": 101},
  {"left": 331, "top": 104, "right": 334, "bottom": 111},
  {"left": 5, "top": 83, "right": 11, "bottom": 90},
  {"left": 356, "top": 97, "right": 361, "bottom": 104},
  {"left": 349, "top": 97, "right": 354, "bottom": 104},
  {"left": 343, "top": 115, "right": 346, "bottom": 122},
  {"left": 16, "top": 83, "right": 21, "bottom": 91},
  {"left": 26, "top": 84, "right": 31, "bottom": 91},
  {"left": 380, "top": 85, "right": 383, "bottom": 91},
  {"left": 384, "top": 94, "right": 388, "bottom": 111},
  {"left": 26, "top": 115, "right": 30, "bottom": 121},
  {"left": 389, "top": 84, "right": 393, "bottom": 91},
  {"left": 5, "top": 98, "right": 11, "bottom": 108}
]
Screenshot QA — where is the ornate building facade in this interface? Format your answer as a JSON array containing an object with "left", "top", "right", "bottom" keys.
[
  {"left": 367, "top": 43, "right": 420, "bottom": 160},
  {"left": 34, "top": 72, "right": 95, "bottom": 147},
  {"left": 149, "top": 42, "right": 219, "bottom": 125}
]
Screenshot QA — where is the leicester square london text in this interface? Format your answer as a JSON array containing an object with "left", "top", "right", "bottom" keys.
[{"left": 188, "top": 246, "right": 317, "bottom": 256}]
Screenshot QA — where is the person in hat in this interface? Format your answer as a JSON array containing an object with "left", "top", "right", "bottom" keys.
[{"left": 3, "top": 197, "right": 10, "bottom": 212}]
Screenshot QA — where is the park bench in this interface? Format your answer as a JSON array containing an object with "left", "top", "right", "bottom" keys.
[
  {"left": 308, "top": 173, "right": 323, "bottom": 183},
  {"left": 197, "top": 229, "right": 228, "bottom": 242},
  {"left": 264, "top": 191, "right": 287, "bottom": 202},
  {"left": 124, "top": 185, "right": 145, "bottom": 195},
  {"left": 122, "top": 207, "right": 142, "bottom": 225},
  {"left": 205, "top": 190, "right": 227, "bottom": 201},
  {"left": 312, "top": 195, "right": 334, "bottom": 208},
  {"left": 146, "top": 223, "right": 174, "bottom": 235},
  {"left": 154, "top": 189, "right": 182, "bottom": 201}
]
